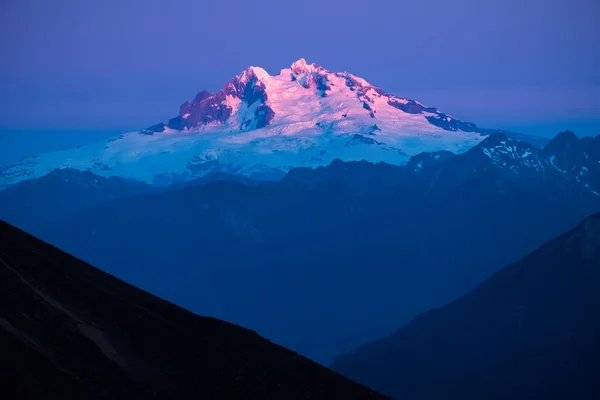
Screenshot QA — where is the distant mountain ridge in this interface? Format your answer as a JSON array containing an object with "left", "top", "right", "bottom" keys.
[
  {"left": 0, "top": 59, "right": 547, "bottom": 188},
  {"left": 475, "top": 131, "right": 599, "bottom": 192},
  {"left": 284, "top": 130, "right": 600, "bottom": 197},
  {"left": 0, "top": 168, "right": 158, "bottom": 236},
  {"left": 429, "top": 130, "right": 600, "bottom": 196}
]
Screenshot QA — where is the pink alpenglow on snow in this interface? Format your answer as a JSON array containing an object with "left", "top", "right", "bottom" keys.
[{"left": 0, "top": 59, "right": 526, "bottom": 188}]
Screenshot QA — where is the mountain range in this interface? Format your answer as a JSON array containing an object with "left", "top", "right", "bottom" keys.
[
  {"left": 0, "top": 219, "right": 388, "bottom": 399},
  {"left": 331, "top": 212, "right": 600, "bottom": 400},
  {"left": 2, "top": 129, "right": 598, "bottom": 364},
  {"left": 2, "top": 58, "right": 600, "bottom": 398},
  {"left": 0, "top": 59, "right": 548, "bottom": 189}
]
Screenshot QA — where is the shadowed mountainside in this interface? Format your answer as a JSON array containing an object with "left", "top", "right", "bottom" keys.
[
  {"left": 332, "top": 213, "right": 600, "bottom": 400},
  {"left": 0, "top": 219, "right": 388, "bottom": 400}
]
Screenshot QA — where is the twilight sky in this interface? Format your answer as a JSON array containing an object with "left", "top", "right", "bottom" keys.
[{"left": 0, "top": 0, "right": 599, "bottom": 139}]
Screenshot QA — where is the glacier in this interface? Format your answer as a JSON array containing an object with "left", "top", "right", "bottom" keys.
[{"left": 0, "top": 58, "right": 540, "bottom": 188}]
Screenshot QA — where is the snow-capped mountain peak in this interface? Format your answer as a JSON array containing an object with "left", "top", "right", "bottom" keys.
[
  {"left": 146, "top": 58, "right": 496, "bottom": 142},
  {"left": 0, "top": 59, "right": 545, "bottom": 188}
]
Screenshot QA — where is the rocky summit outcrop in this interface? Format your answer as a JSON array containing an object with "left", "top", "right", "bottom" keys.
[{"left": 161, "top": 68, "right": 276, "bottom": 132}]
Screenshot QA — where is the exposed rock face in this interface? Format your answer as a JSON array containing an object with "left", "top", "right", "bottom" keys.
[
  {"left": 0, "top": 219, "right": 389, "bottom": 400},
  {"left": 426, "top": 113, "right": 479, "bottom": 132},
  {"left": 164, "top": 69, "right": 276, "bottom": 132},
  {"left": 291, "top": 59, "right": 331, "bottom": 96},
  {"left": 388, "top": 99, "right": 437, "bottom": 114},
  {"left": 140, "top": 122, "right": 165, "bottom": 135}
]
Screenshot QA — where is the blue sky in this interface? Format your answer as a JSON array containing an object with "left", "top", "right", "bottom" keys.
[{"left": 0, "top": 0, "right": 598, "bottom": 138}]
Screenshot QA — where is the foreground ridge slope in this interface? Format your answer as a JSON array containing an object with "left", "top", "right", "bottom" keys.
[{"left": 0, "top": 219, "right": 389, "bottom": 399}]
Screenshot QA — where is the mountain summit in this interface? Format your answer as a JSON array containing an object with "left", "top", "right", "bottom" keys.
[
  {"left": 144, "top": 57, "right": 482, "bottom": 138},
  {"left": 0, "top": 59, "right": 543, "bottom": 188}
]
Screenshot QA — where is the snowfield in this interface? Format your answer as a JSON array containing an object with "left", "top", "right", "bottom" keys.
[{"left": 1, "top": 59, "right": 506, "bottom": 188}]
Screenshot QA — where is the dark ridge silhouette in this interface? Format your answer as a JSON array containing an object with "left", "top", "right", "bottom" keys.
[
  {"left": 0, "top": 219, "right": 389, "bottom": 400},
  {"left": 332, "top": 213, "right": 600, "bottom": 400}
]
